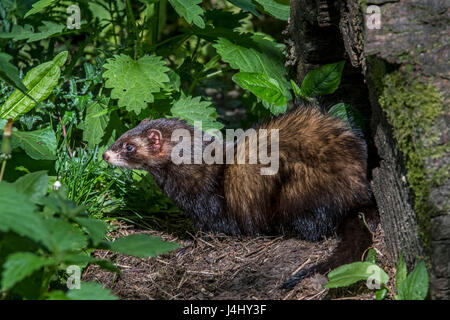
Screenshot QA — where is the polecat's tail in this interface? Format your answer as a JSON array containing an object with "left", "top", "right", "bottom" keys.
[{"left": 281, "top": 206, "right": 379, "bottom": 290}]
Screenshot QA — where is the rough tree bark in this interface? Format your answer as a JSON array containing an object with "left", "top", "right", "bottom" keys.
[{"left": 288, "top": 0, "right": 449, "bottom": 299}]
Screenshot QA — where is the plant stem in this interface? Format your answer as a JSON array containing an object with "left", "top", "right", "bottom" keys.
[
  {"left": 0, "top": 160, "right": 6, "bottom": 182},
  {"left": 126, "top": 0, "right": 142, "bottom": 58}
]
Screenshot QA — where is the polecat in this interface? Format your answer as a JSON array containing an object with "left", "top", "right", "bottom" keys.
[{"left": 103, "top": 104, "right": 377, "bottom": 289}]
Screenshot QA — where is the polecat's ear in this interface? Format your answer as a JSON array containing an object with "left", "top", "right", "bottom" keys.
[{"left": 147, "top": 129, "right": 162, "bottom": 152}]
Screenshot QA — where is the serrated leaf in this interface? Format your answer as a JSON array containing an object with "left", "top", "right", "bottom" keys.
[
  {"left": 0, "top": 182, "right": 51, "bottom": 248},
  {"left": 24, "top": 0, "right": 59, "bottom": 18},
  {"left": 109, "top": 234, "right": 178, "bottom": 258},
  {"left": 103, "top": 54, "right": 170, "bottom": 115},
  {"left": 233, "top": 72, "right": 286, "bottom": 106},
  {"left": 396, "top": 254, "right": 407, "bottom": 288},
  {"left": 397, "top": 261, "right": 429, "bottom": 300},
  {"left": 170, "top": 95, "right": 224, "bottom": 131},
  {"left": 1, "top": 252, "right": 55, "bottom": 291},
  {"left": 44, "top": 218, "right": 88, "bottom": 253},
  {"left": 328, "top": 102, "right": 366, "bottom": 134},
  {"left": 254, "top": 0, "right": 290, "bottom": 20},
  {"left": 12, "top": 170, "right": 49, "bottom": 203},
  {"left": 324, "top": 262, "right": 389, "bottom": 289},
  {"left": 66, "top": 281, "right": 118, "bottom": 300},
  {"left": 228, "top": 0, "right": 259, "bottom": 16},
  {"left": 79, "top": 100, "right": 110, "bottom": 148},
  {"left": 11, "top": 127, "right": 57, "bottom": 160},
  {"left": 168, "top": 0, "right": 205, "bottom": 28},
  {"left": 0, "top": 53, "right": 28, "bottom": 93},
  {"left": 0, "top": 51, "right": 68, "bottom": 120},
  {"left": 301, "top": 61, "right": 345, "bottom": 97},
  {"left": 75, "top": 217, "right": 108, "bottom": 246}
]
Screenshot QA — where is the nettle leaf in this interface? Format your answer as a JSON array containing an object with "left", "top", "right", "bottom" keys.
[
  {"left": 0, "top": 51, "right": 68, "bottom": 120},
  {"left": 44, "top": 218, "right": 88, "bottom": 253},
  {"left": 66, "top": 281, "right": 118, "bottom": 300},
  {"left": 233, "top": 72, "right": 286, "bottom": 106},
  {"left": 75, "top": 217, "right": 108, "bottom": 246},
  {"left": 170, "top": 94, "right": 224, "bottom": 131},
  {"left": 109, "top": 234, "right": 179, "bottom": 258},
  {"left": 254, "top": 0, "right": 290, "bottom": 20},
  {"left": 213, "top": 35, "right": 291, "bottom": 101},
  {"left": 324, "top": 262, "right": 389, "bottom": 289},
  {"left": 24, "top": 0, "right": 59, "bottom": 18},
  {"left": 0, "top": 21, "right": 64, "bottom": 42},
  {"left": 301, "top": 61, "right": 345, "bottom": 97},
  {"left": 1, "top": 252, "right": 55, "bottom": 291},
  {"left": 12, "top": 170, "right": 49, "bottom": 203},
  {"left": 0, "top": 182, "right": 51, "bottom": 247},
  {"left": 204, "top": 9, "right": 248, "bottom": 30},
  {"left": 11, "top": 127, "right": 57, "bottom": 160},
  {"left": 0, "top": 53, "right": 28, "bottom": 93},
  {"left": 103, "top": 54, "right": 170, "bottom": 115},
  {"left": 79, "top": 99, "right": 110, "bottom": 148},
  {"left": 227, "top": 0, "right": 259, "bottom": 16},
  {"left": 328, "top": 102, "right": 366, "bottom": 134},
  {"left": 168, "top": 0, "right": 205, "bottom": 28},
  {"left": 396, "top": 261, "right": 429, "bottom": 300}
]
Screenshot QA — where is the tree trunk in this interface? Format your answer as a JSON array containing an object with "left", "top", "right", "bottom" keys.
[{"left": 288, "top": 0, "right": 449, "bottom": 299}]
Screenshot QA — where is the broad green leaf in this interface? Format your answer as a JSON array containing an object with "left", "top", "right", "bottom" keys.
[
  {"left": 290, "top": 80, "right": 302, "bottom": 98},
  {"left": 324, "top": 262, "right": 389, "bottom": 289},
  {"left": 233, "top": 72, "right": 286, "bottom": 106},
  {"left": 376, "top": 287, "right": 388, "bottom": 300},
  {"left": 301, "top": 61, "right": 345, "bottom": 97},
  {"left": 0, "top": 51, "right": 68, "bottom": 120},
  {"left": 24, "top": 0, "right": 59, "bottom": 18},
  {"left": 103, "top": 54, "right": 170, "bottom": 115},
  {"left": 66, "top": 281, "right": 118, "bottom": 300},
  {"left": 0, "top": 182, "right": 51, "bottom": 247},
  {"left": 168, "top": 0, "right": 205, "bottom": 28},
  {"left": 0, "top": 53, "right": 28, "bottom": 93},
  {"left": 44, "top": 218, "right": 88, "bottom": 253},
  {"left": 109, "top": 234, "right": 179, "bottom": 258},
  {"left": 75, "top": 217, "right": 108, "bottom": 246},
  {"left": 1, "top": 252, "right": 55, "bottom": 291},
  {"left": 170, "top": 94, "right": 224, "bottom": 131},
  {"left": 79, "top": 99, "right": 110, "bottom": 148},
  {"left": 397, "top": 261, "right": 429, "bottom": 300},
  {"left": 213, "top": 35, "right": 291, "bottom": 101},
  {"left": 61, "top": 253, "right": 120, "bottom": 273},
  {"left": 254, "top": 0, "right": 290, "bottom": 20},
  {"left": 0, "top": 21, "right": 64, "bottom": 42},
  {"left": 328, "top": 102, "right": 366, "bottom": 133},
  {"left": 12, "top": 170, "right": 49, "bottom": 203},
  {"left": 227, "top": 0, "right": 259, "bottom": 16},
  {"left": 11, "top": 127, "right": 57, "bottom": 160},
  {"left": 365, "top": 248, "right": 377, "bottom": 264},
  {"left": 396, "top": 254, "right": 407, "bottom": 288}
]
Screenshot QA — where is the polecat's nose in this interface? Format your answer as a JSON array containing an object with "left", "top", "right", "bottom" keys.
[{"left": 103, "top": 152, "right": 110, "bottom": 162}]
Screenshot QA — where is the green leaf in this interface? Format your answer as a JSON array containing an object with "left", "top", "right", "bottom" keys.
[
  {"left": 213, "top": 35, "right": 291, "bottom": 101},
  {"left": 0, "top": 51, "right": 68, "bottom": 120},
  {"left": 44, "top": 218, "right": 88, "bottom": 253},
  {"left": 324, "top": 262, "right": 389, "bottom": 289},
  {"left": 396, "top": 254, "right": 407, "bottom": 288},
  {"left": 109, "top": 234, "right": 178, "bottom": 258},
  {"left": 254, "top": 0, "right": 290, "bottom": 20},
  {"left": 365, "top": 248, "right": 377, "bottom": 264},
  {"left": 66, "top": 281, "right": 118, "bottom": 300},
  {"left": 227, "top": 0, "right": 259, "bottom": 16},
  {"left": 1, "top": 252, "right": 55, "bottom": 291},
  {"left": 290, "top": 80, "right": 302, "bottom": 98},
  {"left": 233, "top": 72, "right": 286, "bottom": 106},
  {"left": 46, "top": 290, "right": 69, "bottom": 300},
  {"left": 0, "top": 53, "right": 28, "bottom": 93},
  {"left": 24, "top": 0, "right": 59, "bottom": 18},
  {"left": 0, "top": 21, "right": 64, "bottom": 42},
  {"left": 376, "top": 287, "right": 388, "bottom": 300},
  {"left": 103, "top": 54, "right": 170, "bottom": 115},
  {"left": 12, "top": 170, "right": 49, "bottom": 203},
  {"left": 301, "top": 61, "right": 345, "bottom": 97},
  {"left": 397, "top": 261, "right": 429, "bottom": 300},
  {"left": 170, "top": 94, "right": 224, "bottom": 131},
  {"left": 75, "top": 217, "right": 108, "bottom": 246},
  {"left": 79, "top": 99, "right": 110, "bottom": 148},
  {"left": 0, "top": 182, "right": 51, "bottom": 247},
  {"left": 168, "top": 0, "right": 205, "bottom": 28},
  {"left": 328, "top": 102, "right": 366, "bottom": 133},
  {"left": 11, "top": 127, "right": 57, "bottom": 160}
]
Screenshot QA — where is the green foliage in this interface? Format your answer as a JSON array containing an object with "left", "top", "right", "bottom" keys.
[
  {"left": 168, "top": 0, "right": 205, "bottom": 28},
  {"left": 300, "top": 61, "right": 345, "bottom": 98},
  {"left": 324, "top": 262, "right": 389, "bottom": 289},
  {"left": 328, "top": 102, "right": 366, "bottom": 135},
  {"left": 0, "top": 53, "right": 28, "bottom": 93},
  {"left": 396, "top": 261, "right": 429, "bottom": 300}
]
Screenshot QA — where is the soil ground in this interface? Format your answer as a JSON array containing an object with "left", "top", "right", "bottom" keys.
[{"left": 83, "top": 219, "right": 394, "bottom": 300}]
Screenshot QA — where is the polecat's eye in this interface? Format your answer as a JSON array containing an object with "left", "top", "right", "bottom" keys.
[{"left": 126, "top": 145, "right": 134, "bottom": 152}]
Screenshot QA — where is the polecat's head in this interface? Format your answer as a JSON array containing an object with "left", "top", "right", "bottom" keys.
[{"left": 103, "top": 118, "right": 170, "bottom": 170}]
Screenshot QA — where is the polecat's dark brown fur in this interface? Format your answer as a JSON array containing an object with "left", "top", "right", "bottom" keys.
[{"left": 103, "top": 104, "right": 377, "bottom": 288}]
